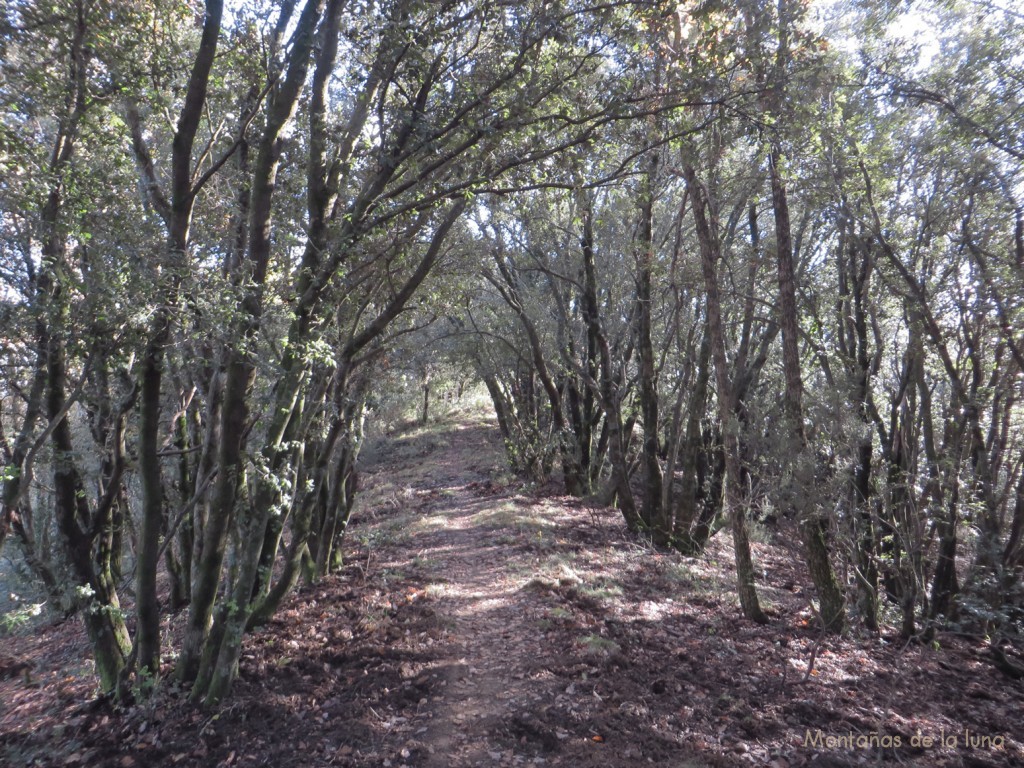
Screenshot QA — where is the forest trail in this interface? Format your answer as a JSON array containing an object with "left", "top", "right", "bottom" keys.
[
  {"left": 2, "top": 407, "right": 1023, "bottom": 767},
  {"left": 350, "top": 410, "right": 667, "bottom": 767}
]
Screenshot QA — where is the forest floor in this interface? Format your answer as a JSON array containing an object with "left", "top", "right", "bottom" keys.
[{"left": 1, "top": 407, "right": 1023, "bottom": 767}]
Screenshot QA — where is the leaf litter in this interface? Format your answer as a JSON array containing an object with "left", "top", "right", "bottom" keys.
[{"left": 1, "top": 412, "right": 1022, "bottom": 767}]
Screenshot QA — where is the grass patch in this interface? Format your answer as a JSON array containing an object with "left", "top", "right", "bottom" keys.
[
  {"left": 655, "top": 555, "right": 736, "bottom": 599},
  {"left": 577, "top": 580, "right": 624, "bottom": 602},
  {"left": 359, "top": 517, "right": 412, "bottom": 549},
  {"left": 659, "top": 559, "right": 699, "bottom": 586},
  {"left": 410, "top": 554, "right": 440, "bottom": 570},
  {"left": 746, "top": 517, "right": 774, "bottom": 545},
  {"left": 516, "top": 553, "right": 586, "bottom": 591},
  {"left": 407, "top": 515, "right": 448, "bottom": 536},
  {"left": 579, "top": 633, "right": 621, "bottom": 656},
  {"left": 423, "top": 582, "right": 451, "bottom": 598},
  {"left": 514, "top": 552, "right": 584, "bottom": 585},
  {"left": 538, "top": 607, "right": 575, "bottom": 632},
  {"left": 489, "top": 533, "right": 519, "bottom": 547},
  {"left": 379, "top": 568, "right": 407, "bottom": 585},
  {"left": 472, "top": 501, "right": 552, "bottom": 535}
]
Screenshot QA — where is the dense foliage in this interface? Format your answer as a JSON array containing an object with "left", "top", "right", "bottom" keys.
[{"left": 1, "top": 0, "right": 1022, "bottom": 701}]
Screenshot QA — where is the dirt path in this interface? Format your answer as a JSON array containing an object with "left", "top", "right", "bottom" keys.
[
  {"left": 336, "top": 410, "right": 713, "bottom": 767},
  {"left": 397, "top": 491, "right": 551, "bottom": 767},
  {"left": 354, "top": 415, "right": 617, "bottom": 767}
]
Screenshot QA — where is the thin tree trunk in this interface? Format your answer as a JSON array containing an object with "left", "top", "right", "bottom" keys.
[
  {"left": 838, "top": 225, "right": 878, "bottom": 630},
  {"left": 180, "top": 0, "right": 327, "bottom": 701},
  {"left": 769, "top": 149, "right": 845, "bottom": 633},
  {"left": 685, "top": 166, "right": 767, "bottom": 624},
  {"left": 422, "top": 381, "right": 430, "bottom": 425},
  {"left": 33, "top": 3, "right": 131, "bottom": 693},
  {"left": 133, "top": 0, "right": 224, "bottom": 678},
  {"left": 489, "top": 247, "right": 576, "bottom": 490},
  {"left": 635, "top": 151, "right": 665, "bottom": 539},
  {"left": 672, "top": 328, "right": 712, "bottom": 552},
  {"left": 1004, "top": 474, "right": 1024, "bottom": 568},
  {"left": 579, "top": 203, "right": 640, "bottom": 529}
]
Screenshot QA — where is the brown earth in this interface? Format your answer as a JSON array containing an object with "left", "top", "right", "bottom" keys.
[{"left": 1, "top": 409, "right": 1022, "bottom": 767}]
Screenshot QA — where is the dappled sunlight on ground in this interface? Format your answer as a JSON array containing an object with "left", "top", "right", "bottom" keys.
[{"left": 2, "top": 409, "right": 1022, "bottom": 767}]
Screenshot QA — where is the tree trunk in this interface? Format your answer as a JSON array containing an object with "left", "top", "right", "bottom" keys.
[
  {"left": 635, "top": 151, "right": 665, "bottom": 540},
  {"left": 179, "top": 0, "right": 328, "bottom": 701},
  {"left": 136, "top": 338, "right": 166, "bottom": 676},
  {"left": 685, "top": 165, "right": 767, "bottom": 624},
  {"left": 178, "top": 353, "right": 250, "bottom": 686},
  {"left": 672, "top": 329, "right": 713, "bottom": 552},
  {"left": 132, "top": 0, "right": 224, "bottom": 678},
  {"left": 838, "top": 225, "right": 878, "bottom": 630},
  {"left": 481, "top": 373, "right": 512, "bottom": 440},
  {"left": 46, "top": 304, "right": 131, "bottom": 692},
  {"left": 769, "top": 149, "right": 845, "bottom": 633},
  {"left": 580, "top": 203, "right": 640, "bottom": 529},
  {"left": 1004, "top": 474, "right": 1024, "bottom": 568},
  {"left": 930, "top": 477, "right": 961, "bottom": 621}
]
